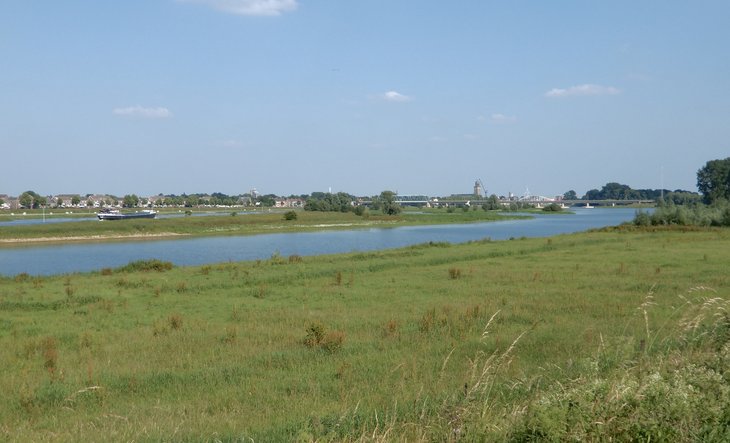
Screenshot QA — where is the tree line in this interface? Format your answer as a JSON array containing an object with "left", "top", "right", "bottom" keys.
[{"left": 564, "top": 183, "right": 700, "bottom": 204}]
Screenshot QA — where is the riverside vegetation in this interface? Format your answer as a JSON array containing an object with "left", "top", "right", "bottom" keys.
[
  {"left": 1, "top": 225, "right": 729, "bottom": 441},
  {"left": 0, "top": 208, "right": 523, "bottom": 244}
]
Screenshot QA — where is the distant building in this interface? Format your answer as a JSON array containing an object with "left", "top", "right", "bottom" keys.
[
  {"left": 274, "top": 198, "right": 304, "bottom": 208},
  {"left": 473, "top": 180, "right": 483, "bottom": 197}
]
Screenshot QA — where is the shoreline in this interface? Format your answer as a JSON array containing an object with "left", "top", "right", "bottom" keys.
[{"left": 0, "top": 232, "right": 187, "bottom": 244}]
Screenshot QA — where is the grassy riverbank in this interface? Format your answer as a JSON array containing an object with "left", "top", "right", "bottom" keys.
[
  {"left": 1, "top": 227, "right": 728, "bottom": 441},
  {"left": 0, "top": 209, "right": 523, "bottom": 244}
]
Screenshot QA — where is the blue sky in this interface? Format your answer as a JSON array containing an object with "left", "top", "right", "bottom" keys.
[{"left": 2, "top": 1, "right": 729, "bottom": 198}]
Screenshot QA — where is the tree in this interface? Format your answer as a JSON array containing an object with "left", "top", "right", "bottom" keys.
[
  {"left": 122, "top": 194, "right": 140, "bottom": 208},
  {"left": 379, "top": 190, "right": 401, "bottom": 215},
  {"left": 697, "top": 157, "right": 730, "bottom": 204},
  {"left": 482, "top": 194, "right": 501, "bottom": 210},
  {"left": 563, "top": 190, "right": 578, "bottom": 200},
  {"left": 71, "top": 195, "right": 81, "bottom": 206},
  {"left": 19, "top": 190, "right": 45, "bottom": 208}
]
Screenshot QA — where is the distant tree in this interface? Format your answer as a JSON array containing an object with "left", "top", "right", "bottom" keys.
[
  {"left": 71, "top": 195, "right": 81, "bottom": 206},
  {"left": 122, "top": 194, "right": 139, "bottom": 208},
  {"left": 582, "top": 189, "right": 600, "bottom": 200},
  {"left": 482, "top": 194, "right": 501, "bottom": 210},
  {"left": 665, "top": 191, "right": 701, "bottom": 205},
  {"left": 257, "top": 194, "right": 276, "bottom": 207},
  {"left": 86, "top": 198, "right": 94, "bottom": 207},
  {"left": 19, "top": 190, "right": 45, "bottom": 209},
  {"left": 563, "top": 190, "right": 578, "bottom": 200},
  {"left": 379, "top": 190, "right": 401, "bottom": 215},
  {"left": 56, "top": 197, "right": 63, "bottom": 207},
  {"left": 0, "top": 198, "right": 5, "bottom": 206},
  {"left": 304, "top": 192, "right": 354, "bottom": 212},
  {"left": 185, "top": 195, "right": 199, "bottom": 207},
  {"left": 697, "top": 157, "right": 730, "bottom": 204}
]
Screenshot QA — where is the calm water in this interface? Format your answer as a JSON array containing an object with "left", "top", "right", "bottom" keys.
[
  {"left": 0, "top": 210, "right": 253, "bottom": 226},
  {"left": 0, "top": 208, "right": 640, "bottom": 276}
]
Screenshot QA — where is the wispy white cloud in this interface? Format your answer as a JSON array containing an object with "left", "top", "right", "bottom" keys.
[
  {"left": 380, "top": 90, "right": 413, "bottom": 102},
  {"left": 113, "top": 106, "right": 172, "bottom": 119},
  {"left": 545, "top": 84, "right": 620, "bottom": 98},
  {"left": 179, "top": 0, "right": 298, "bottom": 16},
  {"left": 489, "top": 113, "right": 517, "bottom": 124}
]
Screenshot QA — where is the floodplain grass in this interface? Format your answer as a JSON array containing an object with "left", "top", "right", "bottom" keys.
[
  {"left": 0, "top": 228, "right": 728, "bottom": 440},
  {"left": 0, "top": 208, "right": 521, "bottom": 244}
]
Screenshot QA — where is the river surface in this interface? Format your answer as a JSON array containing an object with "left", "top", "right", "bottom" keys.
[
  {"left": 0, "top": 210, "right": 251, "bottom": 226},
  {"left": 0, "top": 208, "right": 640, "bottom": 276}
]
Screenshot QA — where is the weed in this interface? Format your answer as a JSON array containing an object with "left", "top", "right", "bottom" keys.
[
  {"left": 65, "top": 286, "right": 75, "bottom": 297},
  {"left": 253, "top": 284, "right": 267, "bottom": 298},
  {"left": 321, "top": 331, "right": 345, "bottom": 353},
  {"left": 79, "top": 331, "right": 93, "bottom": 349},
  {"left": 288, "top": 254, "right": 303, "bottom": 263},
  {"left": 231, "top": 304, "right": 242, "bottom": 321},
  {"left": 222, "top": 326, "right": 237, "bottom": 344},
  {"left": 201, "top": 265, "right": 211, "bottom": 275},
  {"left": 176, "top": 282, "right": 187, "bottom": 293},
  {"left": 15, "top": 273, "right": 30, "bottom": 283},
  {"left": 448, "top": 268, "right": 462, "bottom": 279},
  {"left": 168, "top": 314, "right": 183, "bottom": 330},
  {"left": 304, "top": 322, "right": 326, "bottom": 348},
  {"left": 335, "top": 362, "right": 351, "bottom": 379},
  {"left": 335, "top": 271, "right": 343, "bottom": 286},
  {"left": 383, "top": 319, "right": 400, "bottom": 338},
  {"left": 100, "top": 267, "right": 113, "bottom": 276},
  {"left": 419, "top": 308, "right": 436, "bottom": 333},
  {"left": 41, "top": 336, "right": 58, "bottom": 376}
]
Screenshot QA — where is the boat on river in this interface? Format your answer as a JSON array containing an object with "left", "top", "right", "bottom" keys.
[{"left": 97, "top": 209, "right": 157, "bottom": 220}]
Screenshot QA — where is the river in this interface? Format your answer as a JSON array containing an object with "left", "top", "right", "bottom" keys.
[{"left": 0, "top": 208, "right": 640, "bottom": 276}]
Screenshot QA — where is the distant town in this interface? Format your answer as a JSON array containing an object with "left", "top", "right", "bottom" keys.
[{"left": 0, "top": 181, "right": 700, "bottom": 211}]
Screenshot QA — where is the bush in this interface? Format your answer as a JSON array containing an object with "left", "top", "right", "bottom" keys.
[
  {"left": 283, "top": 210, "right": 297, "bottom": 220},
  {"left": 304, "top": 322, "right": 345, "bottom": 353},
  {"left": 116, "top": 259, "right": 174, "bottom": 273},
  {"left": 542, "top": 203, "right": 563, "bottom": 212},
  {"left": 633, "top": 201, "right": 730, "bottom": 227}
]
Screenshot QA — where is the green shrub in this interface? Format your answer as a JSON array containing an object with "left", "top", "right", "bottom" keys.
[
  {"left": 116, "top": 259, "right": 174, "bottom": 273},
  {"left": 283, "top": 210, "right": 297, "bottom": 221},
  {"left": 542, "top": 203, "right": 563, "bottom": 212}
]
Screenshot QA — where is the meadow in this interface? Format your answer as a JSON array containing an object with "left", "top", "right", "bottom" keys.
[
  {"left": 0, "top": 208, "right": 521, "bottom": 244},
  {"left": 1, "top": 226, "right": 728, "bottom": 441}
]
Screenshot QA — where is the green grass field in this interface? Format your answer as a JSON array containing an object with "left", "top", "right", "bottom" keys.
[
  {"left": 1, "top": 227, "right": 728, "bottom": 441},
  {"left": 0, "top": 208, "right": 521, "bottom": 244}
]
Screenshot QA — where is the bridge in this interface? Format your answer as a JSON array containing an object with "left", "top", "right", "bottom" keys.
[{"left": 359, "top": 198, "right": 654, "bottom": 207}]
